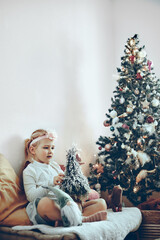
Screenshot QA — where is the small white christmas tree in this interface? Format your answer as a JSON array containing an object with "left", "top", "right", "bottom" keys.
[{"left": 61, "top": 144, "right": 90, "bottom": 203}]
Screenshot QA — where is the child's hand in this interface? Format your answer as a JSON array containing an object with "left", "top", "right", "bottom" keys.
[{"left": 54, "top": 173, "right": 64, "bottom": 185}]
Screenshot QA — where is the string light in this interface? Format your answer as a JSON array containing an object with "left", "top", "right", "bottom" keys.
[{"left": 133, "top": 186, "right": 139, "bottom": 193}]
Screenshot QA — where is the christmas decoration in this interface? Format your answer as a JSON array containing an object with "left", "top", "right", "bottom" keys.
[
  {"left": 146, "top": 116, "right": 154, "bottom": 123},
  {"left": 43, "top": 186, "right": 82, "bottom": 227},
  {"left": 103, "top": 120, "right": 110, "bottom": 127},
  {"left": 106, "top": 185, "right": 123, "bottom": 212},
  {"left": 152, "top": 98, "right": 159, "bottom": 107},
  {"left": 126, "top": 105, "right": 134, "bottom": 114},
  {"left": 136, "top": 72, "right": 142, "bottom": 79},
  {"left": 143, "top": 122, "right": 156, "bottom": 135},
  {"left": 122, "top": 124, "right": 129, "bottom": 130},
  {"left": 76, "top": 153, "right": 85, "bottom": 165},
  {"left": 136, "top": 169, "right": 156, "bottom": 184},
  {"left": 61, "top": 145, "right": 90, "bottom": 203},
  {"left": 110, "top": 126, "right": 115, "bottom": 131},
  {"left": 110, "top": 110, "right": 117, "bottom": 118},
  {"left": 137, "top": 138, "right": 143, "bottom": 146},
  {"left": 105, "top": 143, "right": 112, "bottom": 152},
  {"left": 129, "top": 55, "right": 135, "bottom": 64},
  {"left": 95, "top": 34, "right": 160, "bottom": 205},
  {"left": 141, "top": 99, "right": 149, "bottom": 109},
  {"left": 137, "top": 151, "right": 151, "bottom": 166},
  {"left": 88, "top": 155, "right": 104, "bottom": 195},
  {"left": 134, "top": 88, "right": 140, "bottom": 95},
  {"left": 147, "top": 60, "right": 152, "bottom": 71},
  {"left": 120, "top": 97, "right": 125, "bottom": 104},
  {"left": 95, "top": 183, "right": 101, "bottom": 195}
]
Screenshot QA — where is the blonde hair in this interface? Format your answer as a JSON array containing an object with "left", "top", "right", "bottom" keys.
[{"left": 25, "top": 129, "right": 48, "bottom": 161}]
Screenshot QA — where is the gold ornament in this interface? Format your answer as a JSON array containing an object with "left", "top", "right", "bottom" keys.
[
  {"left": 118, "top": 113, "right": 128, "bottom": 118},
  {"left": 125, "top": 69, "right": 128, "bottom": 74},
  {"left": 136, "top": 170, "right": 148, "bottom": 183},
  {"left": 126, "top": 101, "right": 135, "bottom": 114},
  {"left": 136, "top": 169, "right": 156, "bottom": 184},
  {"left": 137, "top": 138, "right": 142, "bottom": 145},
  {"left": 129, "top": 39, "right": 135, "bottom": 47},
  {"left": 126, "top": 78, "right": 131, "bottom": 83},
  {"left": 133, "top": 185, "right": 140, "bottom": 193},
  {"left": 142, "top": 66, "right": 148, "bottom": 71},
  {"left": 134, "top": 88, "right": 140, "bottom": 95},
  {"left": 141, "top": 99, "right": 149, "bottom": 109},
  {"left": 132, "top": 47, "right": 138, "bottom": 55},
  {"left": 126, "top": 106, "right": 133, "bottom": 114},
  {"left": 105, "top": 143, "right": 112, "bottom": 151}
]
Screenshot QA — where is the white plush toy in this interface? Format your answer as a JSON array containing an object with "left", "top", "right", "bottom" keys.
[{"left": 43, "top": 186, "right": 82, "bottom": 227}]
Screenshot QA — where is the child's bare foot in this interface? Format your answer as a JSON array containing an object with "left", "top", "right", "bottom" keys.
[{"left": 82, "top": 210, "right": 107, "bottom": 222}]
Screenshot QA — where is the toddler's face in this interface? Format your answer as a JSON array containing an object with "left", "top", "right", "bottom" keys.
[{"left": 33, "top": 139, "right": 55, "bottom": 164}]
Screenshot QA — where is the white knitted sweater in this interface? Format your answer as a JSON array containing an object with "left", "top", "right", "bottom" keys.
[{"left": 23, "top": 160, "right": 64, "bottom": 202}]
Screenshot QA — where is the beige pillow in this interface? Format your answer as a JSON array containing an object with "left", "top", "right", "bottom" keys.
[{"left": 0, "top": 154, "right": 32, "bottom": 226}]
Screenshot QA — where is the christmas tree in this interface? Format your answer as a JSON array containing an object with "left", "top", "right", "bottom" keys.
[
  {"left": 61, "top": 145, "right": 90, "bottom": 203},
  {"left": 88, "top": 155, "right": 104, "bottom": 195},
  {"left": 95, "top": 34, "right": 160, "bottom": 205}
]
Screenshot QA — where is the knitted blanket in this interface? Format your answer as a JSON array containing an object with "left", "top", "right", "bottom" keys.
[{"left": 12, "top": 207, "right": 142, "bottom": 240}]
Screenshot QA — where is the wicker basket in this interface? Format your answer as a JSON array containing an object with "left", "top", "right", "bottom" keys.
[{"left": 139, "top": 210, "right": 160, "bottom": 240}]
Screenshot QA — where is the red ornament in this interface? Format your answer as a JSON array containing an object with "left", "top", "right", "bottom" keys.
[
  {"left": 76, "top": 154, "right": 85, "bottom": 165},
  {"left": 112, "top": 170, "right": 117, "bottom": 180},
  {"left": 103, "top": 120, "right": 110, "bottom": 127},
  {"left": 119, "top": 88, "right": 123, "bottom": 92},
  {"left": 98, "top": 146, "right": 102, "bottom": 150},
  {"left": 146, "top": 116, "right": 154, "bottom": 123},
  {"left": 60, "top": 164, "right": 66, "bottom": 171},
  {"left": 129, "top": 55, "right": 135, "bottom": 64},
  {"left": 136, "top": 72, "right": 142, "bottom": 79},
  {"left": 122, "top": 123, "right": 129, "bottom": 130},
  {"left": 147, "top": 60, "right": 152, "bottom": 71}
]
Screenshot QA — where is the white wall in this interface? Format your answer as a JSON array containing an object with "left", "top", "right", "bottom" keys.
[
  {"left": 0, "top": 0, "right": 160, "bottom": 175},
  {"left": 112, "top": 0, "right": 160, "bottom": 74},
  {"left": 0, "top": 0, "right": 113, "bottom": 175}
]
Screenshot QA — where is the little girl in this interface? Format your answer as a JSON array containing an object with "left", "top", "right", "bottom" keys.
[{"left": 23, "top": 129, "right": 107, "bottom": 227}]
